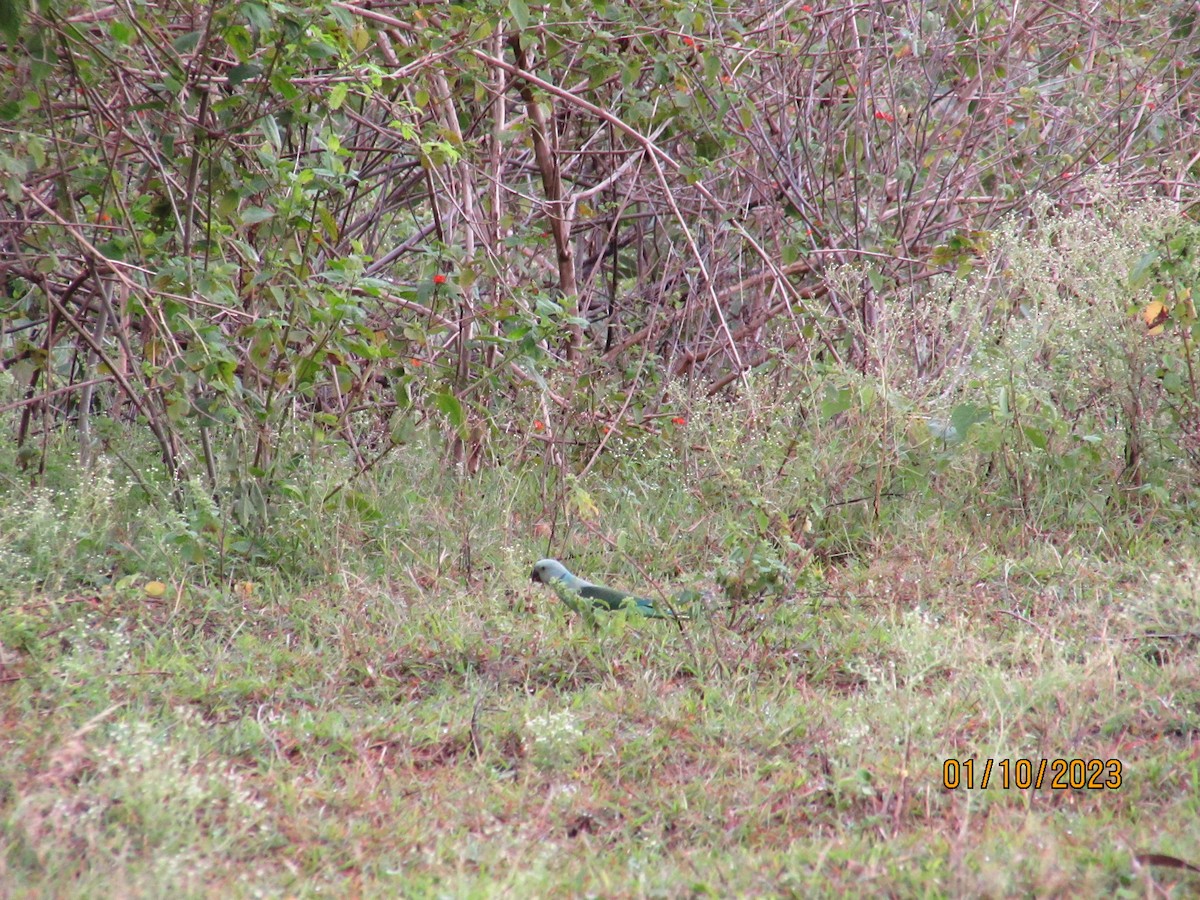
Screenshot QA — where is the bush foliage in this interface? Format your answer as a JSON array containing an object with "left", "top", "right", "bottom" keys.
[{"left": 1, "top": 0, "right": 1199, "bottom": 564}]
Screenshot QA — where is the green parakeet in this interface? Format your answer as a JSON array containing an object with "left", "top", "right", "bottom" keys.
[{"left": 530, "top": 558, "right": 684, "bottom": 620}]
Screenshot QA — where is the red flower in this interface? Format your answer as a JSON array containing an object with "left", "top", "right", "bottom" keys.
[
  {"left": 672, "top": 416, "right": 687, "bottom": 425},
  {"left": 682, "top": 36, "right": 694, "bottom": 47},
  {"left": 1005, "top": 118, "right": 1015, "bottom": 126},
  {"left": 433, "top": 274, "right": 447, "bottom": 285},
  {"left": 410, "top": 358, "right": 422, "bottom": 367},
  {"left": 801, "top": 3, "right": 812, "bottom": 10},
  {"left": 533, "top": 420, "right": 545, "bottom": 432},
  {"left": 874, "top": 110, "right": 894, "bottom": 123}
]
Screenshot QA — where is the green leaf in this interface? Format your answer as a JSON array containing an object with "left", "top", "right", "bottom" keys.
[
  {"left": 0, "top": 0, "right": 23, "bottom": 40},
  {"left": 305, "top": 38, "right": 340, "bottom": 61},
  {"left": 242, "top": 2, "right": 272, "bottom": 32},
  {"left": 172, "top": 30, "right": 202, "bottom": 53},
  {"left": 317, "top": 204, "right": 339, "bottom": 243},
  {"left": 1129, "top": 249, "right": 1158, "bottom": 288},
  {"left": 227, "top": 63, "right": 262, "bottom": 88},
  {"left": 108, "top": 20, "right": 136, "bottom": 44},
  {"left": 949, "top": 403, "right": 991, "bottom": 440},
  {"left": 509, "top": 0, "right": 530, "bottom": 29},
  {"left": 241, "top": 206, "right": 274, "bottom": 224},
  {"left": 820, "top": 385, "right": 852, "bottom": 420},
  {"left": 434, "top": 389, "right": 466, "bottom": 433},
  {"left": 329, "top": 82, "right": 349, "bottom": 111},
  {"left": 261, "top": 113, "right": 281, "bottom": 150},
  {"left": 1022, "top": 426, "right": 1048, "bottom": 450}
]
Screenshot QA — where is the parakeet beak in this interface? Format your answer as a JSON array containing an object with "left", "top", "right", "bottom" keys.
[{"left": 530, "top": 568, "right": 542, "bottom": 583}]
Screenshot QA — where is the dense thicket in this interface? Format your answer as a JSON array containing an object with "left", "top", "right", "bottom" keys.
[{"left": 2, "top": 0, "right": 1198, "bottom": 488}]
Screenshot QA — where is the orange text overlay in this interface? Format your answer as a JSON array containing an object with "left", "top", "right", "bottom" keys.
[{"left": 942, "top": 758, "right": 1123, "bottom": 791}]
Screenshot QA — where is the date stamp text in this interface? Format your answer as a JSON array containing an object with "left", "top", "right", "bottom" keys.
[{"left": 942, "top": 758, "right": 1123, "bottom": 790}]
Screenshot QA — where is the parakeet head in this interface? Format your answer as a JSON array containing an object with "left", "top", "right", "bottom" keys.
[{"left": 531, "top": 558, "right": 570, "bottom": 584}]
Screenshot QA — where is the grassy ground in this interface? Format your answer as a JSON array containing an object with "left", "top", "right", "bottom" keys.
[{"left": 2, "top": 415, "right": 1199, "bottom": 897}]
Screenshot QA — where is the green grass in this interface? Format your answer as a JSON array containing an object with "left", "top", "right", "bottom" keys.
[
  {"left": 5, "top": 222, "right": 1200, "bottom": 896},
  {"left": 2, "top": 441, "right": 1199, "bottom": 897}
]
